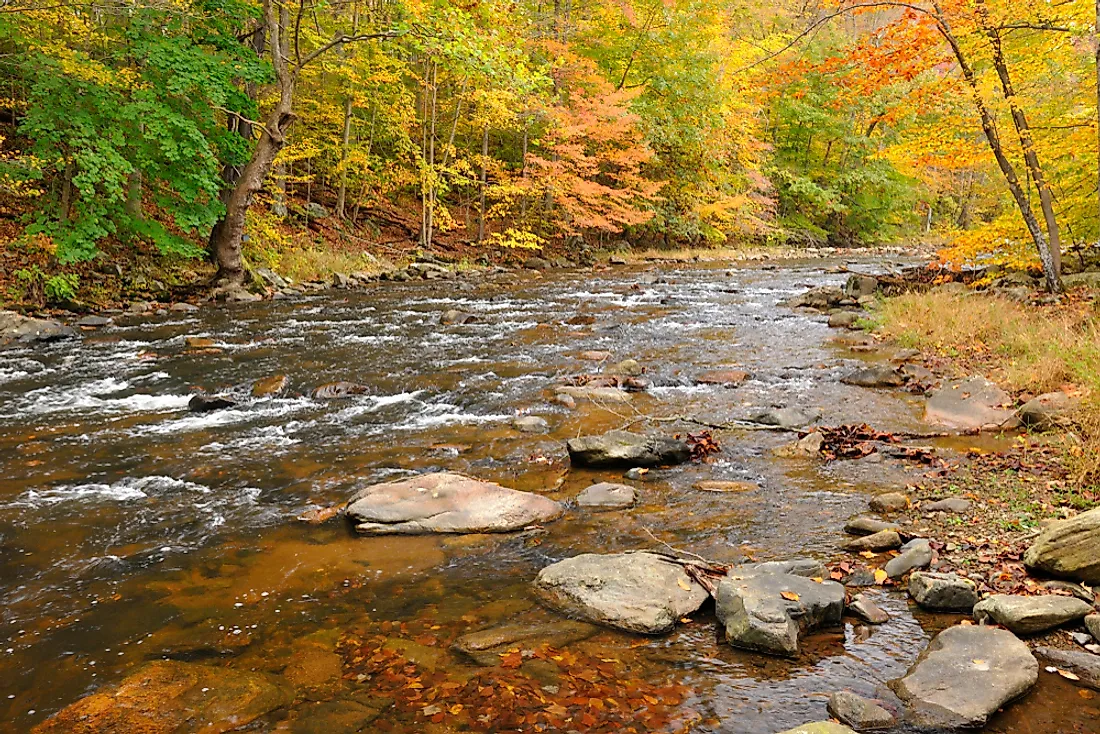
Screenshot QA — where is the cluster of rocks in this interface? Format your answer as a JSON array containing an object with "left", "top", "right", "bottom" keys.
[{"left": 188, "top": 375, "right": 371, "bottom": 412}]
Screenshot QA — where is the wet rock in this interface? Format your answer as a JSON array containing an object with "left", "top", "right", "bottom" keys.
[
  {"left": 692, "top": 480, "right": 756, "bottom": 493},
  {"left": 31, "top": 659, "right": 292, "bottom": 734},
  {"left": 346, "top": 472, "right": 563, "bottom": 535},
  {"left": 828, "top": 311, "right": 861, "bottom": 329},
  {"left": 184, "top": 336, "right": 216, "bottom": 349},
  {"left": 566, "top": 430, "right": 690, "bottom": 468},
  {"left": 219, "top": 285, "right": 263, "bottom": 303},
  {"left": 841, "top": 530, "right": 901, "bottom": 552},
  {"left": 844, "top": 517, "right": 900, "bottom": 536},
  {"left": 695, "top": 369, "right": 750, "bottom": 387},
  {"left": 76, "top": 315, "right": 112, "bottom": 328},
  {"left": 624, "top": 467, "right": 649, "bottom": 480},
  {"left": 972, "top": 594, "right": 1093, "bottom": 635},
  {"left": 331, "top": 272, "right": 351, "bottom": 288},
  {"left": 453, "top": 619, "right": 598, "bottom": 665},
  {"left": 845, "top": 274, "right": 880, "bottom": 299},
  {"left": 296, "top": 505, "right": 341, "bottom": 524},
  {"left": 746, "top": 559, "right": 828, "bottom": 578},
  {"left": 869, "top": 492, "right": 909, "bottom": 513},
  {"left": 512, "top": 415, "right": 550, "bottom": 434},
  {"left": 609, "top": 255, "right": 628, "bottom": 265},
  {"left": 908, "top": 572, "right": 979, "bottom": 612},
  {"left": 750, "top": 407, "right": 820, "bottom": 429},
  {"left": 576, "top": 482, "right": 636, "bottom": 510},
  {"left": 188, "top": 393, "right": 237, "bottom": 412},
  {"left": 579, "top": 350, "right": 612, "bottom": 361},
  {"left": 0, "top": 311, "right": 77, "bottom": 347},
  {"left": 169, "top": 302, "right": 199, "bottom": 313},
  {"left": 889, "top": 625, "right": 1037, "bottom": 729},
  {"left": 251, "top": 374, "right": 288, "bottom": 398},
  {"left": 1041, "top": 580, "right": 1096, "bottom": 602},
  {"left": 1024, "top": 507, "right": 1100, "bottom": 583},
  {"left": 533, "top": 552, "right": 708, "bottom": 634},
  {"left": 525, "top": 256, "right": 552, "bottom": 270},
  {"left": 885, "top": 538, "right": 932, "bottom": 579},
  {"left": 615, "top": 358, "right": 643, "bottom": 376},
  {"left": 841, "top": 365, "right": 905, "bottom": 388},
  {"left": 775, "top": 724, "right": 857, "bottom": 734},
  {"left": 826, "top": 690, "right": 895, "bottom": 730},
  {"left": 924, "top": 497, "right": 971, "bottom": 514},
  {"left": 1017, "top": 391, "right": 1076, "bottom": 430},
  {"left": 552, "top": 393, "right": 577, "bottom": 409},
  {"left": 553, "top": 386, "right": 632, "bottom": 404},
  {"left": 1088, "top": 614, "right": 1100, "bottom": 642},
  {"left": 773, "top": 431, "right": 824, "bottom": 458},
  {"left": 925, "top": 375, "right": 1015, "bottom": 431},
  {"left": 289, "top": 695, "right": 392, "bottom": 734},
  {"left": 1035, "top": 647, "right": 1100, "bottom": 691},
  {"left": 786, "top": 285, "right": 847, "bottom": 311},
  {"left": 849, "top": 594, "right": 890, "bottom": 624},
  {"left": 311, "top": 381, "right": 370, "bottom": 399},
  {"left": 715, "top": 566, "right": 845, "bottom": 657},
  {"left": 440, "top": 309, "right": 478, "bottom": 325}
]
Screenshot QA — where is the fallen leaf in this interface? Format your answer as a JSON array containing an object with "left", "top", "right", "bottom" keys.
[
  {"left": 1058, "top": 669, "right": 1081, "bottom": 681},
  {"left": 780, "top": 591, "right": 800, "bottom": 601},
  {"left": 873, "top": 569, "right": 888, "bottom": 585},
  {"left": 676, "top": 577, "right": 691, "bottom": 591},
  {"left": 860, "top": 550, "right": 877, "bottom": 559}
]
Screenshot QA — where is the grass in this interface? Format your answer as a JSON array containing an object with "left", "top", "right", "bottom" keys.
[{"left": 274, "top": 247, "right": 396, "bottom": 284}]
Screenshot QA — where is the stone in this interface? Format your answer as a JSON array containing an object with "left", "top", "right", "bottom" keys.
[
  {"left": 615, "top": 359, "right": 643, "bottom": 376},
  {"left": 251, "top": 374, "right": 288, "bottom": 398},
  {"left": 218, "top": 285, "right": 262, "bottom": 303},
  {"left": 842, "top": 365, "right": 905, "bottom": 388},
  {"left": 1017, "top": 391, "right": 1076, "bottom": 430},
  {"left": 908, "top": 572, "right": 980, "bottom": 612},
  {"left": 1024, "top": 507, "right": 1100, "bottom": 583},
  {"left": 0, "top": 311, "right": 77, "bottom": 346},
  {"left": 692, "top": 480, "right": 756, "bottom": 493},
  {"left": 885, "top": 538, "right": 932, "bottom": 579},
  {"left": 553, "top": 386, "right": 632, "bottom": 404},
  {"left": 1087, "top": 614, "right": 1100, "bottom": 643},
  {"left": 441, "top": 309, "right": 478, "bottom": 325},
  {"left": 869, "top": 492, "right": 909, "bottom": 513},
  {"left": 31, "top": 659, "right": 292, "bottom": 734},
  {"left": 346, "top": 472, "right": 563, "bottom": 535},
  {"left": 772, "top": 431, "right": 823, "bottom": 457},
  {"left": 893, "top": 626, "right": 1037, "bottom": 728},
  {"left": 750, "top": 406, "right": 820, "bottom": 429},
  {"left": 305, "top": 202, "right": 329, "bottom": 218},
  {"left": 525, "top": 256, "right": 552, "bottom": 270},
  {"left": 715, "top": 566, "right": 845, "bottom": 657},
  {"left": 1040, "top": 580, "right": 1095, "bottom": 602},
  {"left": 828, "top": 311, "right": 861, "bottom": 329},
  {"left": 1035, "top": 647, "right": 1100, "bottom": 691},
  {"left": 609, "top": 255, "right": 628, "bottom": 265},
  {"left": 774, "top": 724, "right": 857, "bottom": 734},
  {"left": 972, "top": 594, "right": 1093, "bottom": 635},
  {"left": 184, "top": 336, "right": 216, "bottom": 349},
  {"left": 566, "top": 430, "right": 690, "bottom": 468},
  {"left": 533, "top": 552, "right": 708, "bottom": 634},
  {"left": 826, "top": 691, "right": 895, "bottom": 730},
  {"left": 845, "top": 274, "right": 880, "bottom": 299},
  {"left": 841, "top": 530, "right": 901, "bottom": 552},
  {"left": 513, "top": 415, "right": 550, "bottom": 434},
  {"left": 576, "top": 482, "right": 637, "bottom": 510},
  {"left": 453, "top": 619, "right": 598, "bottom": 666},
  {"left": 76, "top": 315, "right": 112, "bottom": 328},
  {"left": 695, "top": 369, "right": 750, "bottom": 387},
  {"left": 169, "top": 302, "right": 199, "bottom": 313},
  {"left": 289, "top": 696, "right": 392, "bottom": 734},
  {"left": 849, "top": 594, "right": 890, "bottom": 624},
  {"left": 786, "top": 285, "right": 847, "bottom": 310},
  {"left": 747, "top": 559, "right": 829, "bottom": 578},
  {"left": 579, "top": 350, "right": 612, "bottom": 361},
  {"left": 844, "top": 517, "right": 900, "bottom": 536},
  {"left": 925, "top": 375, "right": 1015, "bottom": 431},
  {"left": 331, "top": 272, "right": 351, "bottom": 288},
  {"left": 624, "top": 467, "right": 649, "bottom": 480},
  {"left": 311, "top": 381, "right": 370, "bottom": 399},
  {"left": 552, "top": 393, "right": 577, "bottom": 409},
  {"left": 254, "top": 267, "right": 288, "bottom": 289},
  {"left": 188, "top": 393, "right": 237, "bottom": 412},
  {"left": 924, "top": 497, "right": 971, "bottom": 514}
]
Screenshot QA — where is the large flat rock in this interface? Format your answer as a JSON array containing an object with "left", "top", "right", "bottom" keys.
[
  {"left": 533, "top": 552, "right": 708, "bottom": 634},
  {"left": 566, "top": 430, "right": 690, "bottom": 468},
  {"left": 0, "top": 310, "right": 76, "bottom": 347},
  {"left": 972, "top": 594, "right": 1093, "bottom": 635},
  {"left": 889, "top": 625, "right": 1037, "bottom": 729},
  {"left": 346, "top": 472, "right": 563, "bottom": 535},
  {"left": 1024, "top": 507, "right": 1100, "bottom": 583},
  {"left": 924, "top": 376, "right": 1014, "bottom": 431}
]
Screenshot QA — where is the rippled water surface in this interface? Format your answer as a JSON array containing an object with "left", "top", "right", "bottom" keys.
[{"left": 0, "top": 261, "right": 1094, "bottom": 733}]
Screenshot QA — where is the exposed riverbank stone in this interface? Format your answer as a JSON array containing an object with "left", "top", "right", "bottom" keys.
[
  {"left": 842, "top": 365, "right": 905, "bottom": 388},
  {"left": 923, "top": 497, "right": 971, "bottom": 514},
  {"left": 841, "top": 529, "right": 901, "bottom": 552},
  {"left": 869, "top": 492, "right": 909, "bottom": 513},
  {"left": 846, "top": 274, "right": 881, "bottom": 299},
  {"left": 553, "top": 386, "right": 632, "bottom": 404},
  {"left": 1036, "top": 647, "right": 1100, "bottom": 691},
  {"left": 826, "top": 691, "right": 895, "bottom": 730},
  {"left": 908, "top": 572, "right": 979, "bottom": 612},
  {"left": 773, "top": 431, "right": 824, "bottom": 458},
  {"left": 890, "top": 625, "right": 1037, "bottom": 729},
  {"left": 695, "top": 369, "right": 750, "bottom": 387},
  {"left": 566, "top": 430, "right": 690, "bottom": 468},
  {"left": 0, "top": 310, "right": 76, "bottom": 346},
  {"left": 828, "top": 311, "right": 861, "bottom": 329},
  {"left": 311, "top": 381, "right": 370, "bottom": 399},
  {"left": 715, "top": 566, "right": 845, "bottom": 657},
  {"left": 453, "top": 619, "right": 598, "bottom": 666},
  {"left": 692, "top": 480, "right": 757, "bottom": 493},
  {"left": 533, "top": 552, "right": 708, "bottom": 634},
  {"left": 750, "top": 406, "right": 820, "bottom": 429},
  {"left": 31, "top": 659, "right": 292, "bottom": 734},
  {"left": 885, "top": 538, "right": 932, "bottom": 580},
  {"left": 512, "top": 415, "right": 550, "bottom": 433},
  {"left": 849, "top": 594, "right": 890, "bottom": 624},
  {"left": 1023, "top": 507, "right": 1100, "bottom": 583},
  {"left": 576, "top": 482, "right": 637, "bottom": 510},
  {"left": 925, "top": 375, "right": 1015, "bottom": 431},
  {"left": 775, "top": 724, "right": 857, "bottom": 734},
  {"left": 1017, "top": 391, "right": 1076, "bottom": 431},
  {"left": 844, "top": 517, "right": 900, "bottom": 536},
  {"left": 440, "top": 309, "right": 478, "bottom": 325},
  {"left": 346, "top": 472, "right": 563, "bottom": 535},
  {"left": 1087, "top": 613, "right": 1100, "bottom": 642},
  {"left": 972, "top": 594, "right": 1093, "bottom": 635},
  {"left": 785, "top": 285, "right": 848, "bottom": 311},
  {"left": 251, "top": 374, "right": 288, "bottom": 398}
]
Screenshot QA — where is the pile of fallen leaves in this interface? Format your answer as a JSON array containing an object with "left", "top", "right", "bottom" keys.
[
  {"left": 818, "top": 424, "right": 899, "bottom": 461},
  {"left": 682, "top": 431, "right": 721, "bottom": 462}
]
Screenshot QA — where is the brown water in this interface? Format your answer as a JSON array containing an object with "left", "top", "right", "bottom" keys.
[{"left": 0, "top": 262, "right": 1095, "bottom": 733}]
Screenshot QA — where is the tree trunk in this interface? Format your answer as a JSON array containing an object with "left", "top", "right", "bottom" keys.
[
  {"left": 272, "top": 161, "right": 288, "bottom": 217},
  {"left": 478, "top": 127, "right": 488, "bottom": 243},
  {"left": 125, "top": 170, "right": 143, "bottom": 220},
  {"left": 336, "top": 96, "right": 353, "bottom": 219}
]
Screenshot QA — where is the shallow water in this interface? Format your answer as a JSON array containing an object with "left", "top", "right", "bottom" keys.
[{"left": 0, "top": 261, "right": 1095, "bottom": 733}]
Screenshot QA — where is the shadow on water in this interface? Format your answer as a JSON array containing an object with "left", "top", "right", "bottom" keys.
[{"left": 0, "top": 261, "right": 1095, "bottom": 732}]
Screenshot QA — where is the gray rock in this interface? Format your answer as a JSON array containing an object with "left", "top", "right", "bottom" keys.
[
  {"left": 849, "top": 594, "right": 890, "bottom": 624},
  {"left": 826, "top": 691, "right": 895, "bottom": 730},
  {"left": 76, "top": 315, "right": 112, "bottom": 328},
  {"left": 566, "top": 430, "right": 690, "bottom": 468},
  {"left": 890, "top": 625, "right": 1037, "bottom": 729},
  {"left": 615, "top": 359, "right": 643, "bottom": 376},
  {"left": 305, "top": 202, "right": 329, "bottom": 218},
  {"left": 924, "top": 497, "right": 971, "bottom": 514},
  {"left": 512, "top": 415, "right": 550, "bottom": 434},
  {"left": 576, "top": 482, "right": 636, "bottom": 510},
  {"left": 552, "top": 393, "right": 576, "bottom": 409},
  {"left": 745, "top": 559, "right": 828, "bottom": 579},
  {"left": 973, "top": 594, "right": 1093, "bottom": 635},
  {"left": 925, "top": 375, "right": 1015, "bottom": 431},
  {"left": 311, "top": 381, "right": 369, "bottom": 399},
  {"left": 908, "top": 572, "right": 979, "bottom": 612},
  {"left": 1017, "top": 391, "right": 1076, "bottom": 431},
  {"left": 331, "top": 272, "right": 351, "bottom": 288},
  {"left": 828, "top": 311, "right": 861, "bottom": 329},
  {"left": 1024, "top": 507, "right": 1100, "bottom": 583},
  {"left": 453, "top": 619, "right": 597, "bottom": 666},
  {"left": 845, "top": 274, "right": 880, "bottom": 299},
  {"left": 188, "top": 393, "right": 237, "bottom": 412},
  {"left": 786, "top": 285, "right": 848, "bottom": 310},
  {"left": 841, "top": 530, "right": 901, "bottom": 552},
  {"left": 1040, "top": 580, "right": 1095, "bottom": 602},
  {"left": 842, "top": 365, "right": 905, "bottom": 388},
  {"left": 0, "top": 310, "right": 77, "bottom": 346},
  {"left": 553, "top": 386, "right": 631, "bottom": 404},
  {"left": 885, "top": 538, "right": 932, "bottom": 579},
  {"left": 254, "top": 267, "right": 288, "bottom": 289},
  {"left": 772, "top": 431, "right": 824, "bottom": 457},
  {"left": 774, "top": 724, "right": 857, "bottom": 734},
  {"left": 715, "top": 567, "right": 845, "bottom": 657},
  {"left": 169, "top": 302, "right": 199, "bottom": 313},
  {"left": 1087, "top": 614, "right": 1100, "bottom": 643},
  {"left": 533, "top": 552, "right": 708, "bottom": 634},
  {"left": 524, "top": 256, "right": 552, "bottom": 270},
  {"left": 346, "top": 472, "right": 563, "bottom": 535},
  {"left": 750, "top": 407, "right": 820, "bottom": 429},
  {"left": 695, "top": 369, "right": 751, "bottom": 387},
  {"left": 440, "top": 309, "right": 478, "bottom": 325},
  {"left": 844, "top": 517, "right": 900, "bottom": 536},
  {"left": 1036, "top": 647, "right": 1100, "bottom": 691},
  {"left": 869, "top": 492, "right": 909, "bottom": 513}
]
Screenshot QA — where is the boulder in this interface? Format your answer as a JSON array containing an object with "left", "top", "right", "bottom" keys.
[
  {"left": 566, "top": 430, "right": 690, "bottom": 468},
  {"left": 841, "top": 529, "right": 901, "bottom": 552},
  {"left": 578, "top": 350, "right": 612, "bottom": 361},
  {"left": 692, "top": 480, "right": 757, "bottom": 493},
  {"left": 440, "top": 309, "right": 478, "bottom": 325},
  {"left": 885, "top": 538, "right": 932, "bottom": 580},
  {"left": 575, "top": 482, "right": 636, "bottom": 510},
  {"left": 254, "top": 267, "right": 288, "bottom": 289},
  {"left": 772, "top": 431, "right": 824, "bottom": 458},
  {"left": 695, "top": 370, "right": 750, "bottom": 387},
  {"left": 251, "top": 375, "right": 288, "bottom": 398},
  {"left": 924, "top": 497, "right": 971, "bottom": 514},
  {"left": 533, "top": 552, "right": 708, "bottom": 634},
  {"left": 525, "top": 256, "right": 552, "bottom": 270},
  {"left": 553, "top": 386, "right": 632, "bottom": 404},
  {"left": 972, "top": 594, "right": 1093, "bottom": 635},
  {"left": 1023, "top": 507, "right": 1100, "bottom": 583},
  {"left": 311, "top": 381, "right": 370, "bottom": 399},
  {"left": 512, "top": 415, "right": 550, "bottom": 434},
  {"left": 169, "top": 302, "right": 200, "bottom": 313},
  {"left": 1035, "top": 647, "right": 1100, "bottom": 691},
  {"left": 715, "top": 566, "right": 845, "bottom": 657},
  {"left": 908, "top": 572, "right": 979, "bottom": 612},
  {"left": 346, "top": 472, "right": 563, "bottom": 535},
  {"left": 786, "top": 286, "right": 847, "bottom": 311},
  {"left": 1088, "top": 613, "right": 1100, "bottom": 643},
  {"left": 31, "top": 659, "right": 292, "bottom": 734},
  {"left": 76, "top": 315, "right": 112, "bottom": 328},
  {"left": 828, "top": 311, "right": 861, "bottom": 329},
  {"left": 1017, "top": 392, "right": 1076, "bottom": 431},
  {"left": 750, "top": 407, "right": 820, "bottom": 429},
  {"left": 845, "top": 274, "right": 880, "bottom": 299},
  {"left": 188, "top": 393, "right": 237, "bottom": 412},
  {"left": 1, "top": 310, "right": 77, "bottom": 346},
  {"left": 869, "top": 492, "right": 909, "bottom": 513},
  {"left": 331, "top": 272, "right": 351, "bottom": 288},
  {"left": 925, "top": 376, "right": 1015, "bottom": 431},
  {"left": 849, "top": 594, "right": 890, "bottom": 624},
  {"left": 826, "top": 691, "right": 895, "bottom": 730},
  {"left": 890, "top": 625, "right": 1037, "bottom": 729},
  {"left": 842, "top": 365, "right": 905, "bottom": 388},
  {"left": 844, "top": 517, "right": 900, "bottom": 536},
  {"left": 453, "top": 619, "right": 597, "bottom": 666},
  {"left": 774, "top": 724, "right": 856, "bottom": 734}
]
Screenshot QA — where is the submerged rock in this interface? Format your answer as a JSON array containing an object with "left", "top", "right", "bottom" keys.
[
  {"left": 750, "top": 407, "right": 820, "bottom": 429},
  {"left": 1023, "top": 507, "right": 1100, "bottom": 583},
  {"left": 826, "top": 691, "right": 895, "bottom": 730},
  {"left": 775, "top": 724, "right": 856, "bottom": 734},
  {"left": 841, "top": 365, "right": 905, "bottom": 388},
  {"left": 925, "top": 375, "right": 1015, "bottom": 431},
  {"left": 533, "top": 552, "right": 708, "bottom": 634},
  {"left": 311, "top": 381, "right": 370, "bottom": 399},
  {"left": 453, "top": 618, "right": 598, "bottom": 666},
  {"left": 1036, "top": 647, "right": 1100, "bottom": 691},
  {"left": 566, "top": 430, "right": 690, "bottom": 468},
  {"left": 692, "top": 480, "right": 756, "bottom": 493},
  {"left": 251, "top": 374, "right": 288, "bottom": 398},
  {"left": 553, "top": 386, "right": 632, "bottom": 404},
  {"left": 773, "top": 431, "right": 823, "bottom": 458},
  {"left": 575, "top": 482, "right": 636, "bottom": 510},
  {"left": 346, "top": 472, "right": 563, "bottom": 535},
  {"left": 889, "top": 625, "right": 1037, "bottom": 729},
  {"left": 849, "top": 594, "right": 890, "bottom": 624},
  {"left": 188, "top": 393, "right": 237, "bottom": 412},
  {"left": 972, "top": 594, "right": 1093, "bottom": 635},
  {"left": 695, "top": 369, "right": 750, "bottom": 387},
  {"left": 908, "top": 572, "right": 979, "bottom": 612}
]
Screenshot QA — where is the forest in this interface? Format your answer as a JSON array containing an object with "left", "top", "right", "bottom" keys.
[{"left": 2, "top": 0, "right": 1100, "bottom": 304}]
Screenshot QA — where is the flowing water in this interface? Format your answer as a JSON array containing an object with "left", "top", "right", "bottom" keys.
[{"left": 0, "top": 261, "right": 1095, "bottom": 733}]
